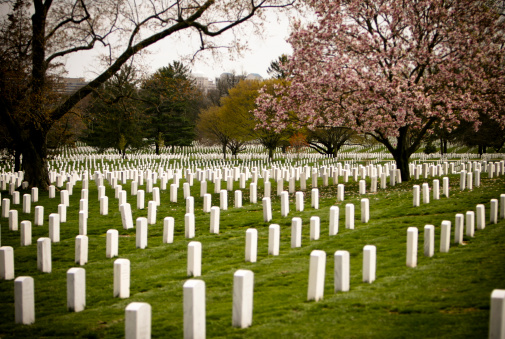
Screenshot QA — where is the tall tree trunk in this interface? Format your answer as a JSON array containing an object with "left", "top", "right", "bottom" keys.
[
  {"left": 14, "top": 149, "right": 21, "bottom": 172},
  {"left": 268, "top": 147, "right": 274, "bottom": 160},
  {"left": 22, "top": 129, "right": 50, "bottom": 190},
  {"left": 222, "top": 143, "right": 227, "bottom": 160},
  {"left": 392, "top": 147, "right": 411, "bottom": 182}
]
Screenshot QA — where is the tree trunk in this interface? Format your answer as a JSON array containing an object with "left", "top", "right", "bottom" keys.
[
  {"left": 222, "top": 143, "right": 227, "bottom": 160},
  {"left": 155, "top": 142, "right": 160, "bottom": 155},
  {"left": 14, "top": 149, "right": 21, "bottom": 172},
  {"left": 268, "top": 147, "right": 274, "bottom": 160},
  {"left": 22, "top": 130, "right": 50, "bottom": 190},
  {"left": 393, "top": 149, "right": 411, "bottom": 182}
]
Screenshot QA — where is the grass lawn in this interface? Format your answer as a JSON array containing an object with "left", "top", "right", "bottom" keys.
[{"left": 0, "top": 167, "right": 504, "bottom": 338}]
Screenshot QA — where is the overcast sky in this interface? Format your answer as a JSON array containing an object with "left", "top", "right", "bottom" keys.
[{"left": 64, "top": 12, "right": 295, "bottom": 81}]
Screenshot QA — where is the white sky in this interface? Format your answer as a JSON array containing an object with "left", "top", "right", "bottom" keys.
[{"left": 64, "top": 13, "right": 295, "bottom": 81}]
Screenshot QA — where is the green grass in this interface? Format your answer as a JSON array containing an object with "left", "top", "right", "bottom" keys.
[{"left": 0, "top": 169, "right": 504, "bottom": 338}]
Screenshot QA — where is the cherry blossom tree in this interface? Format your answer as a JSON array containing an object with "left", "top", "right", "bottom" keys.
[{"left": 254, "top": 0, "right": 505, "bottom": 180}]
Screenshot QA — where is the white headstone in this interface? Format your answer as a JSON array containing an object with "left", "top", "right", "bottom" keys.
[
  {"left": 106, "top": 229, "right": 119, "bottom": 258},
  {"left": 49, "top": 213, "right": 60, "bottom": 243},
  {"left": 268, "top": 224, "right": 280, "bottom": 256},
  {"left": 137, "top": 190, "right": 145, "bottom": 210},
  {"left": 9, "top": 209, "right": 18, "bottom": 231},
  {"left": 363, "top": 245, "right": 376, "bottom": 283},
  {"left": 476, "top": 204, "right": 486, "bottom": 230},
  {"left": 114, "top": 258, "right": 130, "bottom": 298},
  {"left": 345, "top": 204, "right": 355, "bottom": 230},
  {"left": 232, "top": 269, "right": 254, "bottom": 328},
  {"left": 307, "top": 250, "right": 326, "bottom": 301},
  {"left": 454, "top": 214, "right": 464, "bottom": 244},
  {"left": 361, "top": 198, "right": 370, "bottom": 223},
  {"left": 311, "top": 188, "right": 319, "bottom": 209},
  {"left": 185, "top": 213, "right": 195, "bottom": 239},
  {"left": 245, "top": 229, "right": 258, "bottom": 263},
  {"left": 183, "top": 279, "right": 206, "bottom": 339},
  {"left": 187, "top": 241, "right": 202, "bottom": 277},
  {"left": 329, "top": 206, "right": 339, "bottom": 236},
  {"left": 136, "top": 217, "right": 148, "bottom": 249},
  {"left": 67, "top": 267, "right": 86, "bottom": 312},
  {"left": 0, "top": 246, "right": 14, "bottom": 280},
  {"left": 37, "top": 237, "right": 51, "bottom": 273},
  {"left": 491, "top": 199, "right": 499, "bottom": 224},
  {"left": 406, "top": 227, "right": 418, "bottom": 268},
  {"left": 14, "top": 276, "right": 35, "bottom": 324},
  {"left": 163, "top": 217, "right": 174, "bottom": 244},
  {"left": 262, "top": 197, "right": 272, "bottom": 222},
  {"left": 34, "top": 206, "right": 44, "bottom": 226},
  {"left": 466, "top": 211, "right": 475, "bottom": 237},
  {"left": 20, "top": 221, "right": 31, "bottom": 246},
  {"left": 440, "top": 220, "right": 451, "bottom": 253},
  {"left": 120, "top": 203, "right": 134, "bottom": 230},
  {"left": 310, "top": 216, "right": 320, "bottom": 241},
  {"left": 291, "top": 217, "right": 302, "bottom": 248},
  {"left": 334, "top": 250, "right": 350, "bottom": 292},
  {"left": 125, "top": 302, "right": 151, "bottom": 339},
  {"left": 490, "top": 289, "right": 505, "bottom": 339}
]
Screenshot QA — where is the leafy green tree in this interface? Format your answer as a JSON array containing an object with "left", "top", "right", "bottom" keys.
[
  {"left": 141, "top": 62, "right": 199, "bottom": 154},
  {"left": 267, "top": 54, "right": 289, "bottom": 79},
  {"left": 82, "top": 66, "right": 145, "bottom": 156}
]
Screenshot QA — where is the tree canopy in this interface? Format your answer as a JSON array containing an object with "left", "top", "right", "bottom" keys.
[{"left": 255, "top": 0, "right": 505, "bottom": 180}]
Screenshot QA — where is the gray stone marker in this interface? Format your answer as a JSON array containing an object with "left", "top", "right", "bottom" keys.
[
  {"left": 440, "top": 220, "right": 451, "bottom": 253},
  {"left": 106, "top": 229, "right": 119, "bottom": 258},
  {"left": 476, "top": 204, "right": 486, "bottom": 230},
  {"left": 406, "top": 227, "right": 418, "bottom": 268},
  {"left": 345, "top": 203, "right": 355, "bottom": 229},
  {"left": 361, "top": 198, "right": 370, "bottom": 223},
  {"left": 14, "top": 276, "right": 35, "bottom": 324},
  {"left": 37, "top": 237, "right": 51, "bottom": 273},
  {"left": 185, "top": 213, "right": 195, "bottom": 239},
  {"left": 183, "top": 279, "right": 206, "bottom": 339},
  {"left": 466, "top": 211, "right": 475, "bottom": 237},
  {"left": 0, "top": 246, "right": 14, "bottom": 280},
  {"left": 307, "top": 250, "right": 326, "bottom": 301},
  {"left": 163, "top": 217, "right": 174, "bottom": 243},
  {"left": 34, "top": 206, "right": 44, "bottom": 226},
  {"left": 311, "top": 188, "right": 319, "bottom": 209},
  {"left": 233, "top": 270, "right": 254, "bottom": 328},
  {"left": 490, "top": 289, "right": 505, "bottom": 339},
  {"left": 268, "top": 224, "right": 280, "bottom": 256},
  {"left": 245, "top": 229, "right": 258, "bottom": 263},
  {"left": 363, "top": 245, "right": 376, "bottom": 283},
  {"left": 125, "top": 302, "right": 151, "bottom": 339},
  {"left": 262, "top": 197, "right": 272, "bottom": 222},
  {"left": 310, "top": 216, "right": 320, "bottom": 241},
  {"left": 120, "top": 203, "right": 134, "bottom": 230},
  {"left": 188, "top": 241, "right": 202, "bottom": 277},
  {"left": 454, "top": 214, "right": 464, "bottom": 244},
  {"left": 490, "top": 199, "right": 499, "bottom": 224},
  {"left": 334, "top": 250, "right": 350, "bottom": 292},
  {"left": 114, "top": 258, "right": 130, "bottom": 298},
  {"left": 67, "top": 267, "right": 86, "bottom": 312},
  {"left": 291, "top": 217, "right": 302, "bottom": 248},
  {"left": 20, "top": 221, "right": 32, "bottom": 246}
]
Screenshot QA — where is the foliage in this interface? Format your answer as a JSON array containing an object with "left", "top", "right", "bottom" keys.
[
  {"left": 254, "top": 0, "right": 505, "bottom": 181},
  {"left": 82, "top": 66, "right": 145, "bottom": 154},
  {"left": 423, "top": 142, "right": 437, "bottom": 155},
  {"left": 267, "top": 54, "right": 289, "bottom": 79},
  {"left": 306, "top": 127, "right": 355, "bottom": 157},
  {"left": 453, "top": 113, "right": 505, "bottom": 155},
  {"left": 141, "top": 62, "right": 200, "bottom": 154}
]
